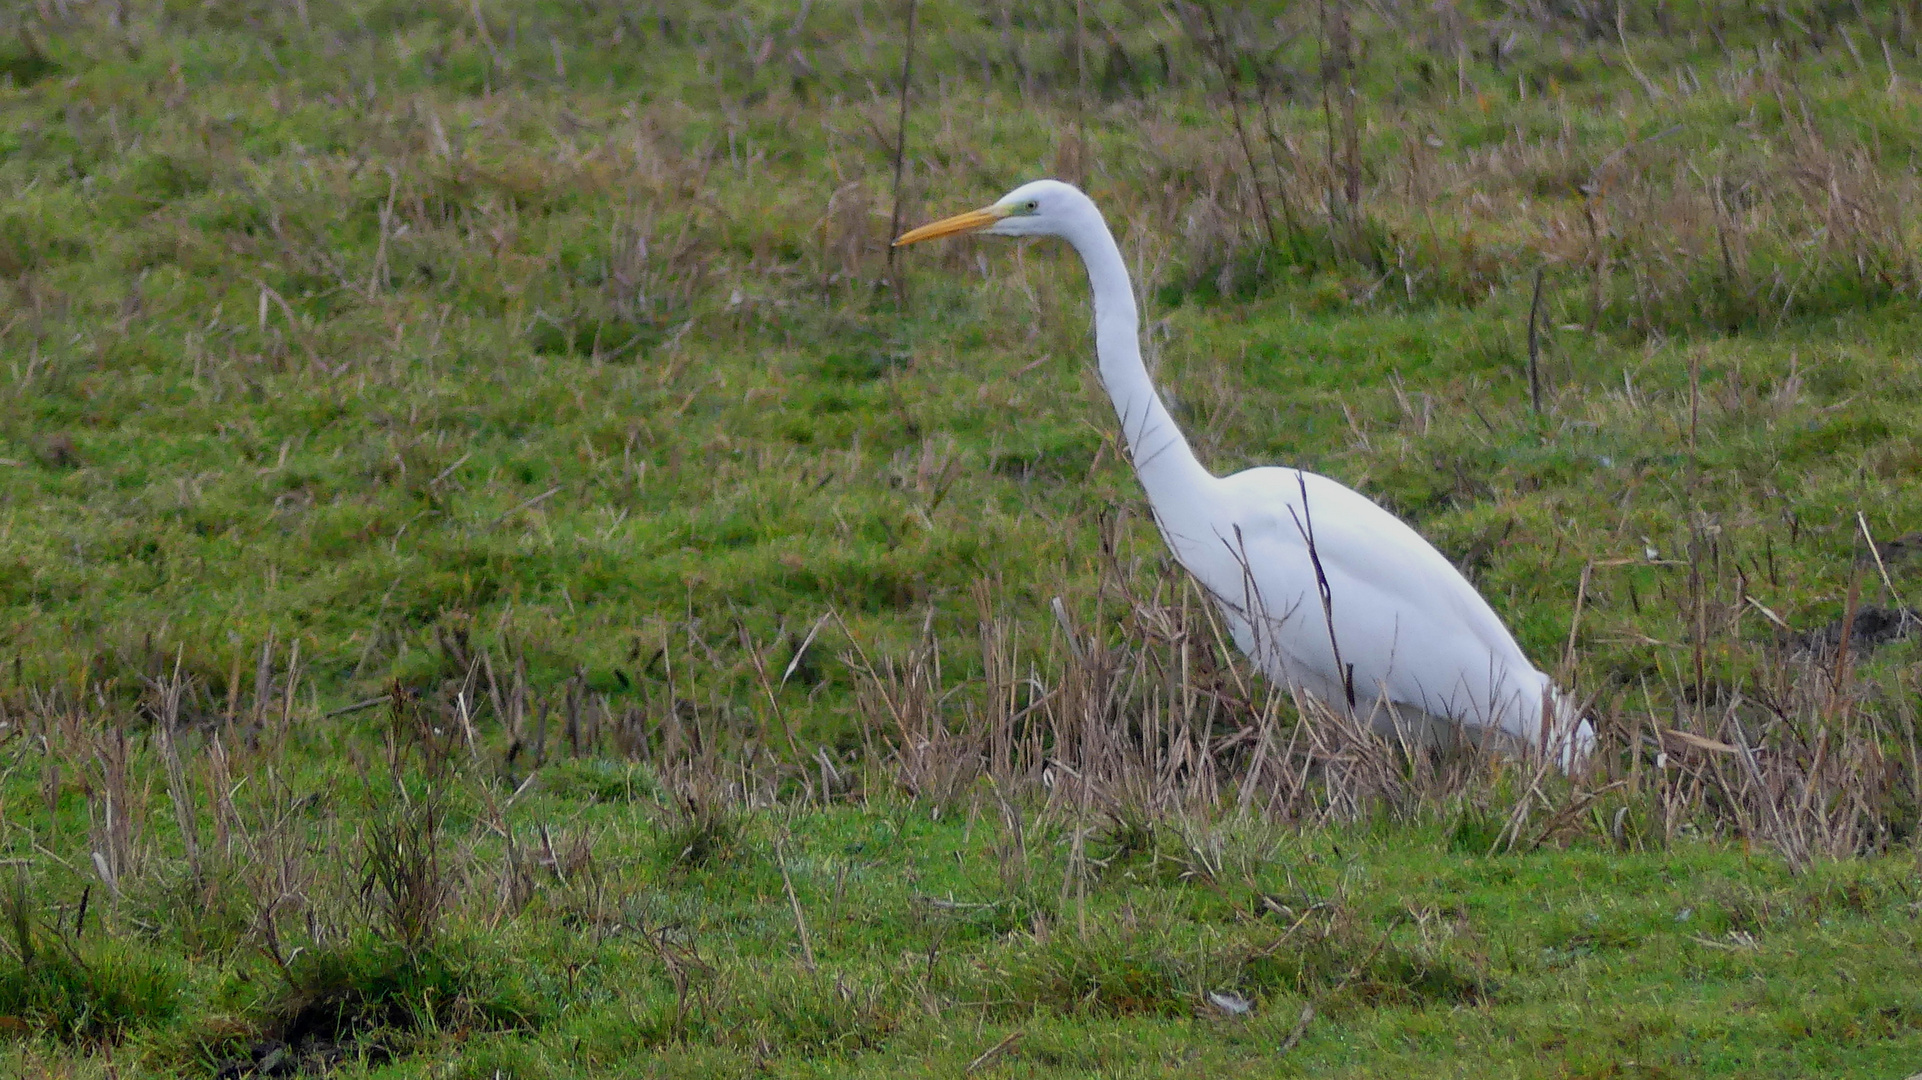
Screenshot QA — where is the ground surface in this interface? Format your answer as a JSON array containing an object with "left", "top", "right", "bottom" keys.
[{"left": 1, "top": 1, "right": 1920, "bottom": 1076}]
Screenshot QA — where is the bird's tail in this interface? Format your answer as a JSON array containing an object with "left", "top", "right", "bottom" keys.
[{"left": 1541, "top": 681, "right": 1596, "bottom": 773}]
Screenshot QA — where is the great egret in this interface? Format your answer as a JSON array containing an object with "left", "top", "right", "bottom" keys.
[{"left": 895, "top": 180, "right": 1594, "bottom": 770}]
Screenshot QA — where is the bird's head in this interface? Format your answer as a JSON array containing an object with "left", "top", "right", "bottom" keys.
[{"left": 893, "top": 179, "right": 1096, "bottom": 246}]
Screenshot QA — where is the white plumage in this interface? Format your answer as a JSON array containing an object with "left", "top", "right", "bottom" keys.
[{"left": 895, "top": 180, "right": 1594, "bottom": 770}]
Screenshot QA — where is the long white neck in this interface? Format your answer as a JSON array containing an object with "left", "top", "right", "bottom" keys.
[{"left": 1061, "top": 210, "right": 1215, "bottom": 511}]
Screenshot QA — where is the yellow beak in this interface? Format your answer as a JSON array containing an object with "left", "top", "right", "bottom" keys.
[{"left": 892, "top": 205, "right": 1009, "bottom": 246}]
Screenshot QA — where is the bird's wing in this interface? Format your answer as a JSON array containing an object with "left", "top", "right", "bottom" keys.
[{"left": 1173, "top": 467, "right": 1547, "bottom": 734}]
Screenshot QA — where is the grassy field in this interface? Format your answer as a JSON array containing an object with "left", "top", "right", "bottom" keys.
[{"left": 2, "top": 0, "right": 1922, "bottom": 1075}]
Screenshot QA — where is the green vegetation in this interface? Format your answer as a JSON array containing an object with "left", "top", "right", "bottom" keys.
[{"left": 1, "top": 0, "right": 1920, "bottom": 1075}]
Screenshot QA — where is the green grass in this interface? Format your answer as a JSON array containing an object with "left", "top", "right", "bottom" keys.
[
  {"left": 1, "top": 0, "right": 1921, "bottom": 1075},
  {"left": 14, "top": 789, "right": 1922, "bottom": 1077}
]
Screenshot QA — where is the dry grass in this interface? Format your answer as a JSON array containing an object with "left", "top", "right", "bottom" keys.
[{"left": 842, "top": 537, "right": 1920, "bottom": 869}]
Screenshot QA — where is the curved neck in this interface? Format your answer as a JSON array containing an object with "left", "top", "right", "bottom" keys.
[{"left": 1065, "top": 216, "right": 1213, "bottom": 506}]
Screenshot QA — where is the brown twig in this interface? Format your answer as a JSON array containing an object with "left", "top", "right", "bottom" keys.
[
  {"left": 1526, "top": 267, "right": 1546, "bottom": 416},
  {"left": 1196, "top": 3, "right": 1280, "bottom": 252},
  {"left": 776, "top": 837, "right": 817, "bottom": 972},
  {"left": 884, "top": 0, "right": 919, "bottom": 308},
  {"left": 966, "top": 1030, "right": 1022, "bottom": 1074}
]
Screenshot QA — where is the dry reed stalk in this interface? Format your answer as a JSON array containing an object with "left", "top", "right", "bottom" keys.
[
  {"left": 153, "top": 653, "right": 201, "bottom": 882},
  {"left": 776, "top": 836, "right": 818, "bottom": 971},
  {"left": 87, "top": 725, "right": 136, "bottom": 900}
]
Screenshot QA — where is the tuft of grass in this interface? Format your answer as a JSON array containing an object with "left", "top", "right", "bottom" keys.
[
  {"left": 654, "top": 790, "right": 751, "bottom": 873},
  {"left": 0, "top": 877, "right": 181, "bottom": 1044},
  {"left": 0, "top": 942, "right": 181, "bottom": 1045},
  {"left": 123, "top": 862, "right": 254, "bottom": 960},
  {"left": 358, "top": 786, "right": 453, "bottom": 957},
  {"left": 238, "top": 935, "right": 540, "bottom": 1071}
]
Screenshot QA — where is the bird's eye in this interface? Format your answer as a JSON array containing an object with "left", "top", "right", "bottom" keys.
[{"left": 1024, "top": 200, "right": 1039, "bottom": 212}]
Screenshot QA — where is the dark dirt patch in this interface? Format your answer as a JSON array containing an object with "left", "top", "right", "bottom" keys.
[{"left": 1799, "top": 605, "right": 1920, "bottom": 656}]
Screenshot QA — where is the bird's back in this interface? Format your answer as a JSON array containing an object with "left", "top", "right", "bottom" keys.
[{"left": 1151, "top": 465, "right": 1571, "bottom": 752}]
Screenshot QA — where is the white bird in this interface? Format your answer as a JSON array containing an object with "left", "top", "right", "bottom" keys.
[{"left": 895, "top": 180, "right": 1594, "bottom": 770}]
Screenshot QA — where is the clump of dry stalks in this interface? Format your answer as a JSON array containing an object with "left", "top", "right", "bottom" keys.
[
  {"left": 843, "top": 527, "right": 1921, "bottom": 872},
  {"left": 0, "top": 539, "right": 1915, "bottom": 956}
]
